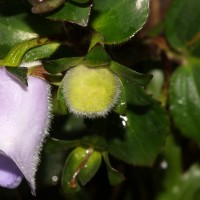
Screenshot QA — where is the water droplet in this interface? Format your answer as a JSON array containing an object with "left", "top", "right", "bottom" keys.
[
  {"left": 160, "top": 160, "right": 168, "bottom": 169},
  {"left": 120, "top": 115, "right": 128, "bottom": 121},
  {"left": 52, "top": 175, "right": 59, "bottom": 185},
  {"left": 120, "top": 115, "right": 128, "bottom": 127},
  {"left": 122, "top": 120, "right": 126, "bottom": 127}
]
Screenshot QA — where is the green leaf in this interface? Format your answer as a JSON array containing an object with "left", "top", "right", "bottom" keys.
[
  {"left": 102, "top": 152, "right": 125, "bottom": 186},
  {"left": 83, "top": 44, "right": 111, "bottom": 67},
  {"left": 113, "top": 61, "right": 153, "bottom": 107},
  {"left": 170, "top": 60, "right": 200, "bottom": 144},
  {"left": 110, "top": 61, "right": 152, "bottom": 87},
  {"left": 46, "top": 2, "right": 92, "bottom": 27},
  {"left": 44, "top": 57, "right": 83, "bottom": 74},
  {"left": 22, "top": 43, "right": 60, "bottom": 62},
  {"left": 78, "top": 150, "right": 102, "bottom": 185},
  {"left": 121, "top": 78, "right": 153, "bottom": 106},
  {"left": 2, "top": 38, "right": 50, "bottom": 67},
  {"left": 44, "top": 74, "right": 63, "bottom": 86},
  {"left": 107, "top": 103, "right": 169, "bottom": 165},
  {"left": 165, "top": 0, "right": 200, "bottom": 56},
  {"left": 0, "top": 0, "right": 62, "bottom": 58},
  {"left": 44, "top": 138, "right": 80, "bottom": 154},
  {"left": 91, "top": 0, "right": 150, "bottom": 44},
  {"left": 56, "top": 83, "right": 69, "bottom": 115},
  {"left": 88, "top": 32, "right": 104, "bottom": 50},
  {"left": 157, "top": 165, "right": 200, "bottom": 200},
  {"left": 6, "top": 67, "right": 28, "bottom": 87}
]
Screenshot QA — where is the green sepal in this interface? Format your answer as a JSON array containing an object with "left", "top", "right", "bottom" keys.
[
  {"left": 102, "top": 152, "right": 125, "bottom": 185},
  {"left": 110, "top": 61, "right": 152, "bottom": 87},
  {"left": 81, "top": 134, "right": 108, "bottom": 152},
  {"left": 6, "top": 67, "right": 28, "bottom": 87},
  {"left": 83, "top": 44, "right": 111, "bottom": 67},
  {"left": 44, "top": 57, "right": 83, "bottom": 74},
  {"left": 44, "top": 138, "right": 80, "bottom": 154},
  {"left": 89, "top": 32, "right": 104, "bottom": 51},
  {"left": 114, "top": 80, "right": 127, "bottom": 116},
  {"left": 57, "top": 82, "right": 69, "bottom": 115}
]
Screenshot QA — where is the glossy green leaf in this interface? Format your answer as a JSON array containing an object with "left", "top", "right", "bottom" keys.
[
  {"left": 2, "top": 38, "right": 50, "bottom": 67},
  {"left": 103, "top": 152, "right": 125, "bottom": 186},
  {"left": 44, "top": 138, "right": 80, "bottom": 154},
  {"left": 91, "top": 0, "right": 150, "bottom": 44},
  {"left": 157, "top": 165, "right": 200, "bottom": 200},
  {"left": 107, "top": 103, "right": 168, "bottom": 165},
  {"left": 83, "top": 44, "right": 111, "bottom": 67},
  {"left": 6, "top": 67, "right": 28, "bottom": 87},
  {"left": 110, "top": 61, "right": 152, "bottom": 87},
  {"left": 0, "top": 0, "right": 62, "bottom": 58},
  {"left": 78, "top": 150, "right": 102, "bottom": 185},
  {"left": 170, "top": 60, "right": 200, "bottom": 144},
  {"left": 22, "top": 43, "right": 60, "bottom": 62},
  {"left": 44, "top": 57, "right": 83, "bottom": 74},
  {"left": 46, "top": 2, "right": 92, "bottom": 27},
  {"left": 121, "top": 77, "right": 153, "bottom": 106},
  {"left": 165, "top": 0, "right": 200, "bottom": 56}
]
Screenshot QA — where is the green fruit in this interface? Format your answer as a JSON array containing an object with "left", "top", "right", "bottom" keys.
[{"left": 62, "top": 64, "right": 121, "bottom": 118}]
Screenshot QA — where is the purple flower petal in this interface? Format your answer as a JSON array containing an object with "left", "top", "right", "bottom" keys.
[
  {"left": 0, "top": 67, "right": 51, "bottom": 194},
  {"left": 0, "top": 153, "right": 23, "bottom": 189}
]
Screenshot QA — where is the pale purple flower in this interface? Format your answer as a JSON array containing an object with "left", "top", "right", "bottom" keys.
[{"left": 0, "top": 66, "right": 51, "bottom": 195}]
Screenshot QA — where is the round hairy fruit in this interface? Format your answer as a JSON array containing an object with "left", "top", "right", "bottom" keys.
[{"left": 62, "top": 64, "right": 121, "bottom": 118}]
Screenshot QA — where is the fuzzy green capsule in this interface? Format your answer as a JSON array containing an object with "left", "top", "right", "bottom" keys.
[
  {"left": 62, "top": 64, "right": 121, "bottom": 118},
  {"left": 30, "top": 0, "right": 65, "bottom": 14}
]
